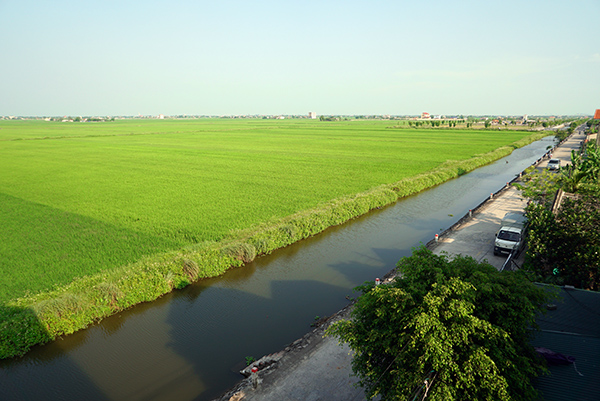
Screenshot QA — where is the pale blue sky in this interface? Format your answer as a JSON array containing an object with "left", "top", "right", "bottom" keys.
[{"left": 1, "top": 0, "right": 598, "bottom": 116}]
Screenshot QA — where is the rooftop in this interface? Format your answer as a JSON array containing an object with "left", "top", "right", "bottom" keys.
[{"left": 531, "top": 284, "right": 600, "bottom": 401}]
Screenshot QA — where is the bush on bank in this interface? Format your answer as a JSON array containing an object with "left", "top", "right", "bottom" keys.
[{"left": 0, "top": 132, "right": 549, "bottom": 359}]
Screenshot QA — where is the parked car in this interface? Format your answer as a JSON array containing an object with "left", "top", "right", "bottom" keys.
[
  {"left": 494, "top": 212, "right": 527, "bottom": 256},
  {"left": 547, "top": 159, "right": 561, "bottom": 170}
]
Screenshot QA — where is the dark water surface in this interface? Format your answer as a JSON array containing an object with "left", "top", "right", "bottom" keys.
[{"left": 0, "top": 137, "right": 555, "bottom": 401}]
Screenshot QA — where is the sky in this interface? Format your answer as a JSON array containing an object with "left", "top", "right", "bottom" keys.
[{"left": 1, "top": 0, "right": 598, "bottom": 117}]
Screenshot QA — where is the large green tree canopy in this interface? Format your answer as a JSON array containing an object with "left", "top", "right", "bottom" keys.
[{"left": 326, "top": 247, "right": 549, "bottom": 401}]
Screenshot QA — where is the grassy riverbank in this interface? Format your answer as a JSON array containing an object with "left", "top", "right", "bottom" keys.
[{"left": 0, "top": 119, "right": 549, "bottom": 358}]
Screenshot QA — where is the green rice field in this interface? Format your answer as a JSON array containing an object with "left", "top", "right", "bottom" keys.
[{"left": 1, "top": 118, "right": 534, "bottom": 304}]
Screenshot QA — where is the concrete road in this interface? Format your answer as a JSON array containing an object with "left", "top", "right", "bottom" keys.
[
  {"left": 219, "top": 306, "right": 369, "bottom": 401},
  {"left": 539, "top": 126, "right": 587, "bottom": 169},
  {"left": 430, "top": 186, "right": 528, "bottom": 270},
  {"left": 238, "top": 336, "right": 362, "bottom": 401},
  {"left": 431, "top": 128, "right": 587, "bottom": 269}
]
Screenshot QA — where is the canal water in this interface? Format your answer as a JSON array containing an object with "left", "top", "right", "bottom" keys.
[{"left": 0, "top": 136, "right": 555, "bottom": 401}]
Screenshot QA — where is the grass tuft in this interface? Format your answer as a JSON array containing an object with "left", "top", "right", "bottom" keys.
[
  {"left": 95, "top": 282, "right": 124, "bottom": 308},
  {"left": 222, "top": 242, "right": 257, "bottom": 264},
  {"left": 182, "top": 259, "right": 200, "bottom": 281},
  {"left": 34, "top": 293, "right": 84, "bottom": 320}
]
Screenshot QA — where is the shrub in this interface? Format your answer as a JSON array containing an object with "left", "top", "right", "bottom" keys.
[{"left": 95, "top": 281, "right": 124, "bottom": 308}]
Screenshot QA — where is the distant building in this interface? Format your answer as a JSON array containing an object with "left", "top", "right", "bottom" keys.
[
  {"left": 308, "top": 111, "right": 317, "bottom": 119},
  {"left": 421, "top": 112, "right": 430, "bottom": 119},
  {"left": 158, "top": 114, "right": 165, "bottom": 119}
]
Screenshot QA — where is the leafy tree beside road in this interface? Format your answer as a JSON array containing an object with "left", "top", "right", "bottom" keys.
[
  {"left": 523, "top": 141, "right": 600, "bottom": 290},
  {"left": 327, "top": 247, "right": 549, "bottom": 401},
  {"left": 525, "top": 187, "right": 600, "bottom": 290}
]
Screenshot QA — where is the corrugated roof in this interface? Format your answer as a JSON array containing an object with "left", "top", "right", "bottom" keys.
[
  {"left": 531, "top": 332, "right": 600, "bottom": 401},
  {"left": 536, "top": 285, "right": 600, "bottom": 337},
  {"left": 531, "top": 285, "right": 600, "bottom": 400}
]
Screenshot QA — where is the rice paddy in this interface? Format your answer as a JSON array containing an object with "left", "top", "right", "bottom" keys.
[
  {"left": 1, "top": 118, "right": 535, "bottom": 303},
  {"left": 0, "top": 118, "right": 549, "bottom": 358}
]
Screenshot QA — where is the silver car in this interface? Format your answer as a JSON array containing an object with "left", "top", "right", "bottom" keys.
[{"left": 547, "top": 159, "right": 561, "bottom": 170}]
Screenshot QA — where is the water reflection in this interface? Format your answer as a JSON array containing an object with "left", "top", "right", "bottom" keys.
[{"left": 0, "top": 305, "right": 110, "bottom": 401}]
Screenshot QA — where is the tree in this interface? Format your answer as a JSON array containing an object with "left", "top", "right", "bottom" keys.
[
  {"left": 516, "top": 141, "right": 600, "bottom": 290},
  {"left": 514, "top": 167, "right": 560, "bottom": 205},
  {"left": 525, "top": 189, "right": 600, "bottom": 290},
  {"left": 327, "top": 247, "right": 549, "bottom": 401},
  {"left": 582, "top": 142, "right": 600, "bottom": 183},
  {"left": 559, "top": 150, "right": 589, "bottom": 193},
  {"left": 517, "top": 145, "right": 600, "bottom": 202}
]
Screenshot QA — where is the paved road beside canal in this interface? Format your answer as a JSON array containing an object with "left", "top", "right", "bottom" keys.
[
  {"left": 430, "top": 185, "right": 528, "bottom": 270},
  {"left": 217, "top": 129, "right": 587, "bottom": 401},
  {"left": 431, "top": 127, "right": 586, "bottom": 268},
  {"left": 430, "top": 127, "right": 586, "bottom": 268}
]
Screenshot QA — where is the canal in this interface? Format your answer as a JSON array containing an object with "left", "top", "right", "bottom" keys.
[{"left": 0, "top": 136, "right": 555, "bottom": 401}]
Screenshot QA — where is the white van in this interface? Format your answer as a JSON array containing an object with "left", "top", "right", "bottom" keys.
[{"left": 494, "top": 212, "right": 527, "bottom": 256}]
